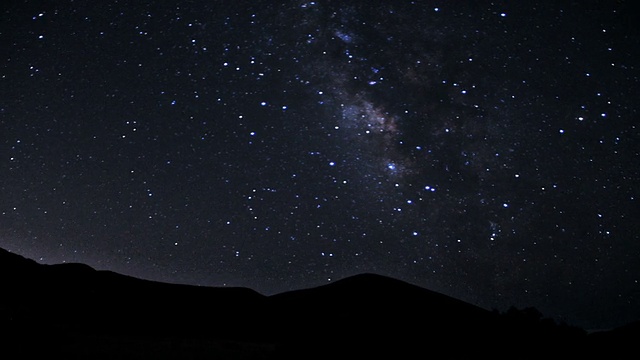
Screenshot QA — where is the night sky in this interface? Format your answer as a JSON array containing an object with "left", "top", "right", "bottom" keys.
[{"left": 1, "top": 1, "right": 639, "bottom": 330}]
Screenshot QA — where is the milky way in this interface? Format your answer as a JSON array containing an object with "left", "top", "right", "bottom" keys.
[{"left": 1, "top": 1, "right": 639, "bottom": 329}]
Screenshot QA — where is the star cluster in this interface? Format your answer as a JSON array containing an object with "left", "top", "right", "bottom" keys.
[{"left": 1, "top": 1, "right": 638, "bottom": 329}]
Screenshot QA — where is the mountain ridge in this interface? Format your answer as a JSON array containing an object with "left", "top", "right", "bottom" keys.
[{"left": 0, "top": 247, "right": 637, "bottom": 359}]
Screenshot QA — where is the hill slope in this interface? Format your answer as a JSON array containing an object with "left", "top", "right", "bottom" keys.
[{"left": 0, "top": 248, "right": 635, "bottom": 359}]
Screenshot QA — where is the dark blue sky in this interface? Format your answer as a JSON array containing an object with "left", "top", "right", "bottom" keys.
[{"left": 1, "top": 0, "right": 638, "bottom": 330}]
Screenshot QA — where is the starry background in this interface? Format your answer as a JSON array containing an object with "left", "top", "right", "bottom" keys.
[{"left": 1, "top": 0, "right": 639, "bottom": 330}]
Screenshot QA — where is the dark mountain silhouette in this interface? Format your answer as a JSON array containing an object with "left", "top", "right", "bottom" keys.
[{"left": 0, "top": 247, "right": 636, "bottom": 359}]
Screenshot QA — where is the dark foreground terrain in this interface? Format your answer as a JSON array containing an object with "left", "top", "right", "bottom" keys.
[{"left": 0, "top": 247, "right": 637, "bottom": 359}]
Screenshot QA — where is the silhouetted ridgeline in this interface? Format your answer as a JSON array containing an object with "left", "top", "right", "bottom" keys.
[{"left": 0, "top": 247, "right": 636, "bottom": 359}]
